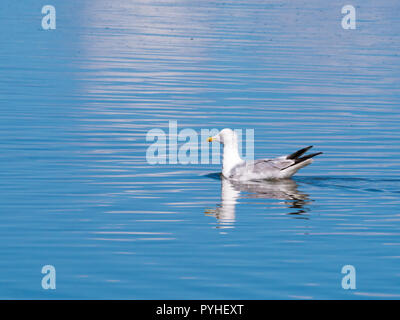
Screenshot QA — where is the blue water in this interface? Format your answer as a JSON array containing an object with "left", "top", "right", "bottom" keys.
[{"left": 1, "top": 0, "right": 400, "bottom": 299}]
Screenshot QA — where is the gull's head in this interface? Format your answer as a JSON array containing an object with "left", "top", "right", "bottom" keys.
[{"left": 207, "top": 128, "right": 237, "bottom": 145}]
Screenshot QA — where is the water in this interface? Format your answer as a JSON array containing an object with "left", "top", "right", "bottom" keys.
[{"left": 1, "top": 0, "right": 400, "bottom": 299}]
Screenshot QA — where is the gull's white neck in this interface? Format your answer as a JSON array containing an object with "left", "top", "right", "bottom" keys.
[{"left": 221, "top": 138, "right": 243, "bottom": 178}]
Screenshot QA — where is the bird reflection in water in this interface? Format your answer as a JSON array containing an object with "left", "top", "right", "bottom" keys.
[{"left": 205, "top": 175, "right": 311, "bottom": 228}]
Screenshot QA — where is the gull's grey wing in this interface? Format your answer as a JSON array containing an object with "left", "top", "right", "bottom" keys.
[
  {"left": 229, "top": 157, "right": 295, "bottom": 179},
  {"left": 227, "top": 146, "right": 322, "bottom": 180},
  {"left": 252, "top": 158, "right": 296, "bottom": 171}
]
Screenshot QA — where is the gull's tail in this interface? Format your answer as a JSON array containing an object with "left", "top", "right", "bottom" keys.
[
  {"left": 282, "top": 146, "right": 323, "bottom": 172},
  {"left": 287, "top": 145, "right": 313, "bottom": 160},
  {"left": 289, "top": 152, "right": 323, "bottom": 167}
]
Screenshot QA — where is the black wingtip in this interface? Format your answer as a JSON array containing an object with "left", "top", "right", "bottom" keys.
[
  {"left": 287, "top": 145, "right": 313, "bottom": 160},
  {"left": 296, "top": 151, "right": 323, "bottom": 163},
  {"left": 282, "top": 151, "right": 323, "bottom": 170},
  {"left": 306, "top": 151, "right": 323, "bottom": 158}
]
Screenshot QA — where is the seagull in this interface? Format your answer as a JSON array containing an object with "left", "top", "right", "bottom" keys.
[{"left": 207, "top": 128, "right": 322, "bottom": 181}]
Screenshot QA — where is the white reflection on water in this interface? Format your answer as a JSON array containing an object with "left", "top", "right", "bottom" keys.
[
  {"left": 80, "top": 0, "right": 211, "bottom": 97},
  {"left": 206, "top": 175, "right": 310, "bottom": 228}
]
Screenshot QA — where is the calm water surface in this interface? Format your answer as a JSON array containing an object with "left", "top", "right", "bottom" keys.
[{"left": 1, "top": 0, "right": 400, "bottom": 299}]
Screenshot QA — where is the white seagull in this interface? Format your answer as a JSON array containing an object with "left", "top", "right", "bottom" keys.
[{"left": 207, "top": 128, "right": 322, "bottom": 181}]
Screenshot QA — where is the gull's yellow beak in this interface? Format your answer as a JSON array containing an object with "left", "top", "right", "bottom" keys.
[{"left": 207, "top": 137, "right": 213, "bottom": 142}]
